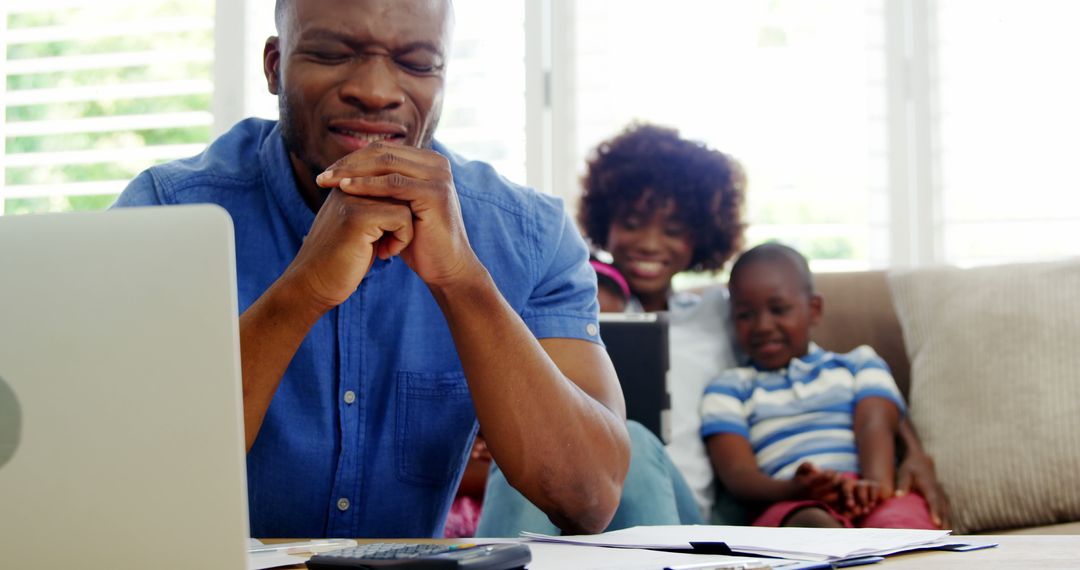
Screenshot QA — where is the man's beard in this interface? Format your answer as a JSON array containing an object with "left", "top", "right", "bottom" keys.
[
  {"left": 277, "top": 88, "right": 443, "bottom": 179},
  {"left": 278, "top": 89, "right": 327, "bottom": 183}
]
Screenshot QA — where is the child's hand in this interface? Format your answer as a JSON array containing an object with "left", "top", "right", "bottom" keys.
[
  {"left": 792, "top": 462, "right": 842, "bottom": 504},
  {"left": 839, "top": 478, "right": 888, "bottom": 518}
]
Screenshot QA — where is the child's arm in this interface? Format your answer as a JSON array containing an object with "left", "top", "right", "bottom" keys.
[
  {"left": 853, "top": 396, "right": 901, "bottom": 498},
  {"left": 849, "top": 346, "right": 906, "bottom": 505},
  {"left": 706, "top": 433, "right": 841, "bottom": 504}
]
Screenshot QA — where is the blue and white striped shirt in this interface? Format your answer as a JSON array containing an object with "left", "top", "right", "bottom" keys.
[{"left": 700, "top": 344, "right": 905, "bottom": 480}]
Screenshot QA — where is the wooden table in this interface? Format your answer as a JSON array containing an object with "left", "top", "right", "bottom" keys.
[{"left": 263, "top": 535, "right": 1080, "bottom": 569}]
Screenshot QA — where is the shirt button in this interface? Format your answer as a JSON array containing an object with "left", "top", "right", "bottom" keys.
[
  {"left": 337, "top": 498, "right": 350, "bottom": 511},
  {"left": 343, "top": 390, "right": 357, "bottom": 404},
  {"left": 586, "top": 323, "right": 599, "bottom": 336}
]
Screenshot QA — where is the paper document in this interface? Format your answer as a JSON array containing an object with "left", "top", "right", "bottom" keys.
[
  {"left": 523, "top": 525, "right": 952, "bottom": 562},
  {"left": 523, "top": 542, "right": 819, "bottom": 570}
]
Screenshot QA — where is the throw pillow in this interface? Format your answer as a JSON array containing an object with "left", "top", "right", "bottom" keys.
[{"left": 888, "top": 259, "right": 1080, "bottom": 533}]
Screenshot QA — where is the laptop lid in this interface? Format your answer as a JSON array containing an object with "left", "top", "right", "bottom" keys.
[
  {"left": 599, "top": 312, "right": 670, "bottom": 442},
  {"left": 0, "top": 205, "right": 249, "bottom": 569}
]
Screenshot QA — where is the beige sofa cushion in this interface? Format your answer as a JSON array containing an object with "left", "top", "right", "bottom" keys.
[
  {"left": 888, "top": 260, "right": 1080, "bottom": 533},
  {"left": 813, "top": 271, "right": 911, "bottom": 398}
]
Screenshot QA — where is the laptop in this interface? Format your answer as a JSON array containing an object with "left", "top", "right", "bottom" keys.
[
  {"left": 599, "top": 312, "right": 671, "bottom": 442},
  {"left": 0, "top": 205, "right": 249, "bottom": 569}
]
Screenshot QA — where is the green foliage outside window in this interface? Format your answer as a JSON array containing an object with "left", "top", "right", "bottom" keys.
[{"left": 3, "top": 1, "right": 214, "bottom": 214}]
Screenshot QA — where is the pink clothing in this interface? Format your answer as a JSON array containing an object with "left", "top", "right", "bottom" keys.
[
  {"left": 444, "top": 495, "right": 483, "bottom": 538},
  {"left": 754, "top": 487, "right": 937, "bottom": 529},
  {"left": 589, "top": 259, "right": 630, "bottom": 300}
]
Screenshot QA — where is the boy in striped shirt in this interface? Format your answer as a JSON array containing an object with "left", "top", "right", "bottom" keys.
[{"left": 700, "top": 244, "right": 937, "bottom": 528}]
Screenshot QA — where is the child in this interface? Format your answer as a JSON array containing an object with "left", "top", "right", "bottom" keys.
[{"left": 700, "top": 243, "right": 937, "bottom": 529}]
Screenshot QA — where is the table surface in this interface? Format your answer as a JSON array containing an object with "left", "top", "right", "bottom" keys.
[
  {"left": 263, "top": 534, "right": 1080, "bottom": 569},
  {"left": 870, "top": 535, "right": 1078, "bottom": 568}
]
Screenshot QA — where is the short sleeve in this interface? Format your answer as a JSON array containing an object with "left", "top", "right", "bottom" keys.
[
  {"left": 700, "top": 368, "right": 753, "bottom": 439},
  {"left": 111, "top": 170, "right": 166, "bottom": 208},
  {"left": 848, "top": 345, "right": 907, "bottom": 414},
  {"left": 519, "top": 201, "right": 601, "bottom": 344}
]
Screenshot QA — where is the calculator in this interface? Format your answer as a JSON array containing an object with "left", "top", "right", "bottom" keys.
[{"left": 305, "top": 542, "right": 532, "bottom": 569}]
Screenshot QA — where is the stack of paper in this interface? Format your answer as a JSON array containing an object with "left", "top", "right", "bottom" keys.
[
  {"left": 523, "top": 525, "right": 957, "bottom": 563},
  {"left": 524, "top": 542, "right": 814, "bottom": 570}
]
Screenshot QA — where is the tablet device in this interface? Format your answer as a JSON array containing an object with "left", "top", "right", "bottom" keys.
[{"left": 599, "top": 312, "right": 670, "bottom": 442}]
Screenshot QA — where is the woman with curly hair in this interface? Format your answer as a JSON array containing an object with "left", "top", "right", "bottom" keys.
[
  {"left": 577, "top": 123, "right": 751, "bottom": 522},
  {"left": 578, "top": 122, "right": 746, "bottom": 311},
  {"left": 475, "top": 124, "right": 747, "bottom": 536}
]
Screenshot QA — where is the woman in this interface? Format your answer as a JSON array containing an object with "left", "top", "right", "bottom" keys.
[{"left": 578, "top": 123, "right": 747, "bottom": 521}]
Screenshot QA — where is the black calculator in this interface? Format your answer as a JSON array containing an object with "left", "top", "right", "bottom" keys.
[{"left": 305, "top": 542, "right": 531, "bottom": 569}]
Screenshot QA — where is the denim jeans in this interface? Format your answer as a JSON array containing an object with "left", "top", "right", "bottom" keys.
[{"left": 474, "top": 421, "right": 703, "bottom": 537}]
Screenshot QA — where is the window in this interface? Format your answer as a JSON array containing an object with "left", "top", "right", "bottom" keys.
[
  {"left": 567, "top": 0, "right": 889, "bottom": 272},
  {"left": 2, "top": 0, "right": 215, "bottom": 215},
  {"left": 934, "top": 0, "right": 1080, "bottom": 265},
  {"left": 559, "top": 0, "right": 1080, "bottom": 271},
  {"left": 4, "top": 0, "right": 1077, "bottom": 272},
  {"left": 439, "top": 1, "right": 528, "bottom": 185}
]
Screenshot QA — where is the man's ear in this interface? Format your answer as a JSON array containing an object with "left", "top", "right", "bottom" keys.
[
  {"left": 264, "top": 37, "right": 282, "bottom": 95},
  {"left": 808, "top": 293, "right": 824, "bottom": 326}
]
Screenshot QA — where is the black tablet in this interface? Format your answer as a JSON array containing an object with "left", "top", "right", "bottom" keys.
[{"left": 599, "top": 312, "right": 670, "bottom": 442}]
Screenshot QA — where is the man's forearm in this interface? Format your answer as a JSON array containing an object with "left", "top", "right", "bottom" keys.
[
  {"left": 239, "top": 277, "right": 326, "bottom": 451},
  {"left": 897, "top": 416, "right": 925, "bottom": 457},
  {"left": 429, "top": 265, "right": 630, "bottom": 534}
]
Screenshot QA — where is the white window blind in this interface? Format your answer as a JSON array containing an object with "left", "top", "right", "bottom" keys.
[{"left": 2, "top": 0, "right": 214, "bottom": 215}]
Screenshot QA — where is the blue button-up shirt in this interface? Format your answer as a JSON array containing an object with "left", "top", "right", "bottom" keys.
[{"left": 114, "top": 118, "right": 601, "bottom": 538}]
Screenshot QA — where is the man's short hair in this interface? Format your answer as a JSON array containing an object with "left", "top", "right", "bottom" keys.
[{"left": 276, "top": 0, "right": 454, "bottom": 33}]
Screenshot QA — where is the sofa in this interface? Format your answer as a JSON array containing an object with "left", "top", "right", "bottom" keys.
[{"left": 808, "top": 263, "right": 1080, "bottom": 535}]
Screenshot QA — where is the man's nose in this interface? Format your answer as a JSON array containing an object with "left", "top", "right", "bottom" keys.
[{"left": 339, "top": 55, "right": 406, "bottom": 111}]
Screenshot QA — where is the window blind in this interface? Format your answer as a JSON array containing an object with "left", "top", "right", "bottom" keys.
[{"left": 2, "top": 0, "right": 214, "bottom": 215}]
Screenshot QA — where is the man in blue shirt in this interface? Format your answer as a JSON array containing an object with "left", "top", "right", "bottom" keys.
[{"left": 114, "top": 0, "right": 630, "bottom": 538}]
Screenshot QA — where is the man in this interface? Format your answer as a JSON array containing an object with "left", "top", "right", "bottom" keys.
[{"left": 114, "top": 0, "right": 630, "bottom": 538}]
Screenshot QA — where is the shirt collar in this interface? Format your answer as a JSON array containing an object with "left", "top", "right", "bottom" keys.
[
  {"left": 259, "top": 122, "right": 316, "bottom": 242},
  {"left": 751, "top": 342, "right": 826, "bottom": 374}
]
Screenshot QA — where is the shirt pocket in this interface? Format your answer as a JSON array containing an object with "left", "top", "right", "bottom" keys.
[{"left": 395, "top": 370, "right": 478, "bottom": 487}]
